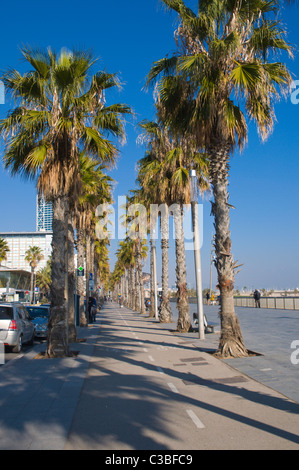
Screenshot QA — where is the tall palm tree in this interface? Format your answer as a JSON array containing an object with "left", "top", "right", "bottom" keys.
[
  {"left": 137, "top": 114, "right": 209, "bottom": 331},
  {"left": 94, "top": 238, "right": 110, "bottom": 297},
  {"left": 147, "top": 0, "right": 292, "bottom": 356},
  {"left": 74, "top": 154, "right": 114, "bottom": 325},
  {"left": 36, "top": 258, "right": 52, "bottom": 300},
  {"left": 137, "top": 121, "right": 173, "bottom": 323},
  {"left": 25, "top": 246, "right": 44, "bottom": 303},
  {"left": 0, "top": 238, "right": 9, "bottom": 266},
  {"left": 0, "top": 47, "right": 131, "bottom": 356}
]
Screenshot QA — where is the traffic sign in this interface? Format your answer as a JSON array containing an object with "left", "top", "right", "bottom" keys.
[
  {"left": 89, "top": 272, "right": 93, "bottom": 281},
  {"left": 89, "top": 280, "right": 94, "bottom": 290},
  {"left": 77, "top": 266, "right": 84, "bottom": 276}
]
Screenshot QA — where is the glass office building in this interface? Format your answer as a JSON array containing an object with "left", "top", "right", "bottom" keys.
[{"left": 36, "top": 195, "right": 53, "bottom": 232}]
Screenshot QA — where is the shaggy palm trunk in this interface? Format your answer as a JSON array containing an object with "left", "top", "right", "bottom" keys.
[
  {"left": 85, "top": 234, "right": 91, "bottom": 309},
  {"left": 159, "top": 210, "right": 172, "bottom": 323},
  {"left": 136, "top": 238, "right": 146, "bottom": 314},
  {"left": 128, "top": 266, "right": 133, "bottom": 309},
  {"left": 30, "top": 268, "right": 34, "bottom": 304},
  {"left": 209, "top": 144, "right": 247, "bottom": 358},
  {"left": 47, "top": 195, "right": 69, "bottom": 357},
  {"left": 68, "top": 219, "right": 76, "bottom": 342},
  {"left": 174, "top": 205, "right": 191, "bottom": 332},
  {"left": 133, "top": 265, "right": 139, "bottom": 311},
  {"left": 93, "top": 255, "right": 98, "bottom": 304},
  {"left": 149, "top": 240, "right": 155, "bottom": 318},
  {"left": 76, "top": 228, "right": 87, "bottom": 327},
  {"left": 124, "top": 268, "right": 129, "bottom": 306}
]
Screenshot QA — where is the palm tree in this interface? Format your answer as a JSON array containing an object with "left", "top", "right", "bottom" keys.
[
  {"left": 74, "top": 154, "right": 114, "bottom": 325},
  {"left": 0, "top": 238, "right": 9, "bottom": 266},
  {"left": 137, "top": 121, "right": 173, "bottom": 323},
  {"left": 25, "top": 246, "right": 44, "bottom": 303},
  {"left": 0, "top": 47, "right": 131, "bottom": 356},
  {"left": 94, "top": 238, "right": 110, "bottom": 298},
  {"left": 147, "top": 0, "right": 292, "bottom": 356},
  {"left": 137, "top": 114, "right": 209, "bottom": 331},
  {"left": 36, "top": 258, "right": 52, "bottom": 300}
]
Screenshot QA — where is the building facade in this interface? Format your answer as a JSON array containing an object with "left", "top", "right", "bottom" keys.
[
  {"left": 36, "top": 195, "right": 53, "bottom": 232},
  {"left": 0, "top": 232, "right": 52, "bottom": 272}
]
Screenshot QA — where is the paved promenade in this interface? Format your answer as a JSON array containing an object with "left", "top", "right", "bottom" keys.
[{"left": 0, "top": 302, "right": 298, "bottom": 450}]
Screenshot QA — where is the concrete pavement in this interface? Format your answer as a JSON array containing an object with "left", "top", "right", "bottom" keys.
[{"left": 0, "top": 302, "right": 298, "bottom": 450}]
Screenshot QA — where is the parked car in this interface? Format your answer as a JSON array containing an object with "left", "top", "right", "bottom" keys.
[
  {"left": 25, "top": 305, "right": 50, "bottom": 339},
  {"left": 0, "top": 302, "right": 35, "bottom": 353}
]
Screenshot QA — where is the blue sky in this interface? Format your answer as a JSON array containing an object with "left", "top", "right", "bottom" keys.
[{"left": 0, "top": 1, "right": 298, "bottom": 291}]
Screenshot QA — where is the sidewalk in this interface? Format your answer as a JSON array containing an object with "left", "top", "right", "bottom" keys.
[{"left": 0, "top": 302, "right": 298, "bottom": 450}]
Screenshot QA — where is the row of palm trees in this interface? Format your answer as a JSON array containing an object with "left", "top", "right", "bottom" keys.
[
  {"left": 0, "top": 47, "right": 131, "bottom": 357},
  {"left": 0, "top": 1, "right": 294, "bottom": 358},
  {"left": 111, "top": 0, "right": 293, "bottom": 358}
]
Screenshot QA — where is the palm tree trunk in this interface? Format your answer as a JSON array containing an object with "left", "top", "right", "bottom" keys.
[
  {"left": 30, "top": 268, "right": 34, "bottom": 304},
  {"left": 209, "top": 143, "right": 247, "bottom": 358},
  {"left": 76, "top": 228, "right": 87, "bottom": 327},
  {"left": 128, "top": 266, "right": 133, "bottom": 309},
  {"left": 174, "top": 204, "right": 191, "bottom": 332},
  {"left": 68, "top": 218, "right": 76, "bottom": 342},
  {"left": 47, "top": 195, "right": 69, "bottom": 357},
  {"left": 137, "top": 238, "right": 146, "bottom": 314},
  {"left": 93, "top": 252, "right": 98, "bottom": 304},
  {"left": 159, "top": 209, "right": 172, "bottom": 323},
  {"left": 149, "top": 240, "right": 155, "bottom": 318},
  {"left": 124, "top": 268, "right": 129, "bottom": 306},
  {"left": 133, "top": 265, "right": 138, "bottom": 311},
  {"left": 85, "top": 233, "right": 91, "bottom": 319}
]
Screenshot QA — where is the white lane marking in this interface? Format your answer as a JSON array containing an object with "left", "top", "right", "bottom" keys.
[
  {"left": 186, "top": 410, "right": 205, "bottom": 429},
  {"left": 168, "top": 383, "right": 179, "bottom": 394},
  {"left": 156, "top": 366, "right": 164, "bottom": 374},
  {"left": 260, "top": 368, "right": 272, "bottom": 371},
  {"left": 148, "top": 355, "right": 154, "bottom": 362},
  {"left": 143, "top": 348, "right": 148, "bottom": 353}
]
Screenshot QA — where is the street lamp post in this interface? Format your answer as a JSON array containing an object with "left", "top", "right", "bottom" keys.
[
  {"left": 189, "top": 170, "right": 205, "bottom": 339},
  {"left": 152, "top": 231, "right": 159, "bottom": 320}
]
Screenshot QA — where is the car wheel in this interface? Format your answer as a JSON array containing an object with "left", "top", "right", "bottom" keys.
[
  {"left": 12, "top": 335, "right": 22, "bottom": 353},
  {"left": 28, "top": 331, "right": 35, "bottom": 346}
]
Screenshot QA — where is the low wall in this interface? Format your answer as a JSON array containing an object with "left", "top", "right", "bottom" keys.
[
  {"left": 170, "top": 296, "right": 299, "bottom": 310},
  {"left": 234, "top": 296, "right": 299, "bottom": 310}
]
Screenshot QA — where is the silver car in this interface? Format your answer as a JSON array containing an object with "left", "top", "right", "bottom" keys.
[{"left": 0, "top": 302, "right": 35, "bottom": 353}]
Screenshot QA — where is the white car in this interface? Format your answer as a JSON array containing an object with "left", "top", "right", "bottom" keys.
[{"left": 0, "top": 302, "right": 35, "bottom": 353}]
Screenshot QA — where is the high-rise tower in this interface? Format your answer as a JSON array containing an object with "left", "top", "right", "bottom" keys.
[{"left": 36, "top": 195, "right": 53, "bottom": 232}]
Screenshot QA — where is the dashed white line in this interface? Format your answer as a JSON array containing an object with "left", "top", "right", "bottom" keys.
[
  {"left": 148, "top": 355, "right": 155, "bottom": 362},
  {"left": 156, "top": 366, "right": 164, "bottom": 374},
  {"left": 186, "top": 409, "right": 205, "bottom": 429},
  {"left": 167, "top": 382, "right": 179, "bottom": 394}
]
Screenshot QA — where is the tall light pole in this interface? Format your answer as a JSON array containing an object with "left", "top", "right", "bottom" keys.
[
  {"left": 209, "top": 232, "right": 215, "bottom": 300},
  {"left": 152, "top": 230, "right": 159, "bottom": 320},
  {"left": 189, "top": 170, "right": 205, "bottom": 339}
]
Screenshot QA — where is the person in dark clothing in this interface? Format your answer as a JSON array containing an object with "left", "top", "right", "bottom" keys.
[
  {"left": 253, "top": 289, "right": 261, "bottom": 308},
  {"left": 88, "top": 296, "right": 97, "bottom": 322}
]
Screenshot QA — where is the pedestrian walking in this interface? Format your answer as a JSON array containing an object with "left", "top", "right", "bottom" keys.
[{"left": 253, "top": 289, "right": 261, "bottom": 308}]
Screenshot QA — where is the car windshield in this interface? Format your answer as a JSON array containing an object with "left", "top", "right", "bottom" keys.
[
  {"left": 26, "top": 307, "right": 49, "bottom": 319},
  {"left": 0, "top": 306, "right": 13, "bottom": 320}
]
